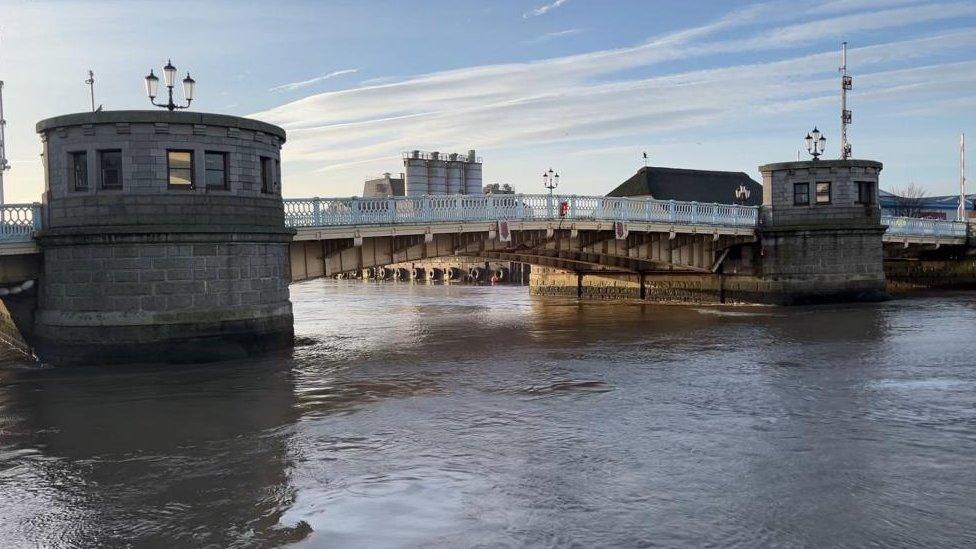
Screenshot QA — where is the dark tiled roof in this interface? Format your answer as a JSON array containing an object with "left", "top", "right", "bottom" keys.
[{"left": 606, "top": 166, "right": 762, "bottom": 206}]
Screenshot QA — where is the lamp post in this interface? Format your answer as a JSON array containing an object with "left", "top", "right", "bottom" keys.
[
  {"left": 542, "top": 168, "right": 559, "bottom": 196},
  {"left": 805, "top": 127, "right": 826, "bottom": 160},
  {"left": 145, "top": 59, "right": 195, "bottom": 111}
]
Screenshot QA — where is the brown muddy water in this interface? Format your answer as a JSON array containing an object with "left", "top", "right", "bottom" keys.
[{"left": 1, "top": 280, "right": 975, "bottom": 547}]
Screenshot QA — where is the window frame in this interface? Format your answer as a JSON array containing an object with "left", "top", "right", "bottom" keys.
[
  {"left": 204, "top": 151, "right": 229, "bottom": 191},
  {"left": 275, "top": 159, "right": 281, "bottom": 194},
  {"left": 260, "top": 156, "right": 273, "bottom": 194},
  {"left": 167, "top": 149, "right": 195, "bottom": 190},
  {"left": 69, "top": 150, "right": 89, "bottom": 192},
  {"left": 856, "top": 181, "right": 874, "bottom": 205},
  {"left": 793, "top": 182, "right": 810, "bottom": 206},
  {"left": 98, "top": 149, "right": 123, "bottom": 190},
  {"left": 815, "top": 181, "right": 832, "bottom": 205}
]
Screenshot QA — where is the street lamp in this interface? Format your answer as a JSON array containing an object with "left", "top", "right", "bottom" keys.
[
  {"left": 145, "top": 59, "right": 195, "bottom": 111},
  {"left": 542, "top": 168, "right": 560, "bottom": 195},
  {"left": 805, "top": 126, "right": 826, "bottom": 159}
]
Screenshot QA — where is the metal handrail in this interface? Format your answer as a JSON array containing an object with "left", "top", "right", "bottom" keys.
[
  {"left": 881, "top": 215, "right": 968, "bottom": 238},
  {"left": 0, "top": 203, "right": 41, "bottom": 242},
  {"left": 282, "top": 194, "right": 760, "bottom": 229}
]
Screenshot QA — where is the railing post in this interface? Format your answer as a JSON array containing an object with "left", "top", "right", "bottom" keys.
[
  {"left": 711, "top": 203, "right": 718, "bottom": 225},
  {"left": 313, "top": 197, "right": 322, "bottom": 227},
  {"left": 423, "top": 196, "right": 431, "bottom": 223},
  {"left": 691, "top": 201, "right": 698, "bottom": 224},
  {"left": 487, "top": 194, "right": 495, "bottom": 221},
  {"left": 516, "top": 194, "right": 525, "bottom": 219},
  {"left": 388, "top": 197, "right": 396, "bottom": 224},
  {"left": 546, "top": 194, "right": 554, "bottom": 220},
  {"left": 570, "top": 195, "right": 577, "bottom": 220},
  {"left": 668, "top": 200, "right": 676, "bottom": 223},
  {"left": 351, "top": 197, "right": 361, "bottom": 225}
]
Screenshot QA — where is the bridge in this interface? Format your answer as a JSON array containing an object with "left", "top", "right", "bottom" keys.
[
  {"left": 2, "top": 109, "right": 973, "bottom": 367},
  {"left": 281, "top": 194, "right": 968, "bottom": 279},
  {"left": 0, "top": 196, "right": 968, "bottom": 278}
]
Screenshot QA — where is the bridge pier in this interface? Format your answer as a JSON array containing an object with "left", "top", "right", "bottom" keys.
[
  {"left": 754, "top": 159, "right": 888, "bottom": 304},
  {"left": 30, "top": 111, "right": 294, "bottom": 366}
]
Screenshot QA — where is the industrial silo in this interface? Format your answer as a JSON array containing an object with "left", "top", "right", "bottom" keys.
[
  {"left": 446, "top": 153, "right": 463, "bottom": 194},
  {"left": 463, "top": 149, "right": 483, "bottom": 194},
  {"left": 404, "top": 150, "right": 429, "bottom": 196},
  {"left": 427, "top": 152, "right": 447, "bottom": 195}
]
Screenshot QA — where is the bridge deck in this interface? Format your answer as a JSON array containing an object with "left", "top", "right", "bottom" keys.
[{"left": 0, "top": 197, "right": 967, "bottom": 254}]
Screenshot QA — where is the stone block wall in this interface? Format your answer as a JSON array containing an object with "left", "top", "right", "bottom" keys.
[
  {"left": 31, "top": 111, "right": 294, "bottom": 366},
  {"left": 885, "top": 257, "right": 976, "bottom": 291},
  {"left": 757, "top": 159, "right": 888, "bottom": 302},
  {"left": 38, "top": 241, "right": 289, "bottom": 315}
]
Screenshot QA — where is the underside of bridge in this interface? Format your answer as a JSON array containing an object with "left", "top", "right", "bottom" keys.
[{"left": 289, "top": 228, "right": 757, "bottom": 282}]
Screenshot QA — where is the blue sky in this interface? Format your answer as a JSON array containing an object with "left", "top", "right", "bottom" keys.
[{"left": 2, "top": 0, "right": 975, "bottom": 202}]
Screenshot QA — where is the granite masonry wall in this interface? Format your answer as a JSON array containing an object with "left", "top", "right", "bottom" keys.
[
  {"left": 885, "top": 257, "right": 976, "bottom": 292},
  {"left": 756, "top": 159, "right": 888, "bottom": 302},
  {"left": 529, "top": 159, "right": 891, "bottom": 306},
  {"left": 32, "top": 111, "right": 294, "bottom": 365}
]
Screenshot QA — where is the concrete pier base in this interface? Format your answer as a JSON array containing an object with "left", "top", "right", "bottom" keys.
[{"left": 529, "top": 267, "right": 890, "bottom": 305}]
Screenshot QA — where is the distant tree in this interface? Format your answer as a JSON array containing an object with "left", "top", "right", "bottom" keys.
[{"left": 890, "top": 183, "right": 928, "bottom": 217}]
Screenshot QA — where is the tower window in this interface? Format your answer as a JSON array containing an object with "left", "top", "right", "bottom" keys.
[
  {"left": 99, "top": 150, "right": 123, "bottom": 190},
  {"left": 793, "top": 182, "right": 809, "bottom": 205},
  {"left": 167, "top": 150, "right": 194, "bottom": 189},
  {"left": 856, "top": 181, "right": 875, "bottom": 205},
  {"left": 205, "top": 151, "right": 228, "bottom": 190},
  {"left": 816, "top": 182, "right": 831, "bottom": 204},
  {"left": 70, "top": 151, "right": 88, "bottom": 191}
]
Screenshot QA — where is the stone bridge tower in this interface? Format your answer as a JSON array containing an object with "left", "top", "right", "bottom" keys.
[
  {"left": 33, "top": 111, "right": 294, "bottom": 365},
  {"left": 757, "top": 159, "right": 887, "bottom": 303}
]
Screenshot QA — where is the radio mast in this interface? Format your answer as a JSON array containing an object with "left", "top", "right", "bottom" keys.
[
  {"left": 840, "top": 42, "right": 852, "bottom": 159},
  {"left": 0, "top": 81, "right": 9, "bottom": 205},
  {"left": 960, "top": 133, "right": 967, "bottom": 221}
]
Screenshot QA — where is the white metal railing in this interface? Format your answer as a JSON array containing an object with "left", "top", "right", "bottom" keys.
[
  {"left": 882, "top": 215, "right": 969, "bottom": 239},
  {"left": 0, "top": 203, "right": 41, "bottom": 241},
  {"left": 282, "top": 194, "right": 760, "bottom": 229}
]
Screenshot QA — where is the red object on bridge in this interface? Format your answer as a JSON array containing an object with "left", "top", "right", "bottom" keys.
[{"left": 559, "top": 201, "right": 569, "bottom": 217}]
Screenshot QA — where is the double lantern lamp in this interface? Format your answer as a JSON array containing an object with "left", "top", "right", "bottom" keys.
[{"left": 145, "top": 59, "right": 195, "bottom": 111}]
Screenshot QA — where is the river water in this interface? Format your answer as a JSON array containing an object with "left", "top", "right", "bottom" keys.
[{"left": 1, "top": 280, "right": 975, "bottom": 547}]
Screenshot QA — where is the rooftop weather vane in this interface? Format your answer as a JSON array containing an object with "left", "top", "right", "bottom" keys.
[
  {"left": 85, "top": 69, "right": 102, "bottom": 112},
  {"left": 144, "top": 59, "right": 195, "bottom": 111}
]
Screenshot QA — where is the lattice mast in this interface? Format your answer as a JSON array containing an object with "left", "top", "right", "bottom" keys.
[
  {"left": 0, "top": 80, "right": 8, "bottom": 204},
  {"left": 840, "top": 42, "right": 852, "bottom": 160},
  {"left": 960, "top": 133, "right": 967, "bottom": 221}
]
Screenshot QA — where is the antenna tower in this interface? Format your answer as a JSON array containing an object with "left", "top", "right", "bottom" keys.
[
  {"left": 840, "top": 42, "right": 852, "bottom": 160},
  {"left": 0, "top": 81, "right": 8, "bottom": 204},
  {"left": 960, "top": 133, "right": 967, "bottom": 221}
]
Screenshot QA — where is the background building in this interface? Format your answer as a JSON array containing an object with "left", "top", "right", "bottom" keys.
[
  {"left": 483, "top": 183, "right": 514, "bottom": 194},
  {"left": 607, "top": 166, "right": 762, "bottom": 206},
  {"left": 403, "top": 149, "right": 482, "bottom": 196},
  {"left": 362, "top": 172, "right": 405, "bottom": 198},
  {"left": 879, "top": 189, "right": 975, "bottom": 219}
]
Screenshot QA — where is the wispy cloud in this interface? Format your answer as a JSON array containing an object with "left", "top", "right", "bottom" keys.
[
  {"left": 523, "top": 28, "right": 583, "bottom": 44},
  {"left": 523, "top": 0, "right": 569, "bottom": 18},
  {"left": 251, "top": 2, "right": 976, "bottom": 196},
  {"left": 269, "top": 68, "right": 359, "bottom": 92}
]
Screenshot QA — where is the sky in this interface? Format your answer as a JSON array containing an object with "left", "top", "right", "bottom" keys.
[{"left": 1, "top": 0, "right": 974, "bottom": 202}]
